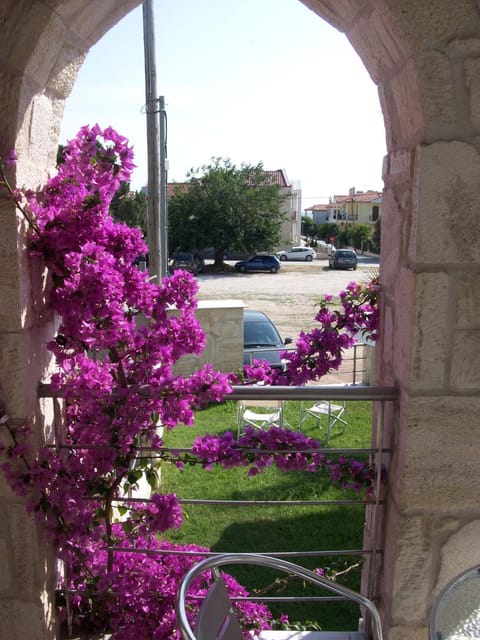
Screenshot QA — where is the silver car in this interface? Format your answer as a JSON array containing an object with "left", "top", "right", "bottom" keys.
[{"left": 276, "top": 246, "right": 316, "bottom": 261}]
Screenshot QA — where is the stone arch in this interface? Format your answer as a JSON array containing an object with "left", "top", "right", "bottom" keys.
[{"left": 2, "top": 1, "right": 480, "bottom": 639}]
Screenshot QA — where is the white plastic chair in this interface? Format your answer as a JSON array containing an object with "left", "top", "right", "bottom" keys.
[
  {"left": 236, "top": 399, "right": 284, "bottom": 439},
  {"left": 175, "top": 552, "right": 383, "bottom": 640},
  {"left": 298, "top": 400, "right": 347, "bottom": 444}
]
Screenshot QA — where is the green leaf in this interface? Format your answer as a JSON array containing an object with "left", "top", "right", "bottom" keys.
[
  {"left": 146, "top": 468, "right": 158, "bottom": 490},
  {"left": 127, "top": 468, "right": 143, "bottom": 485}
]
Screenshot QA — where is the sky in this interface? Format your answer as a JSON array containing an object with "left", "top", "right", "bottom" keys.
[{"left": 59, "top": 0, "right": 387, "bottom": 209}]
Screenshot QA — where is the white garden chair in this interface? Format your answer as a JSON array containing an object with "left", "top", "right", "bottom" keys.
[
  {"left": 298, "top": 400, "right": 347, "bottom": 444},
  {"left": 236, "top": 399, "right": 285, "bottom": 439}
]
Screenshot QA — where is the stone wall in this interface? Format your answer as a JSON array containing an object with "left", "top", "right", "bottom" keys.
[
  {"left": 0, "top": 3, "right": 143, "bottom": 638},
  {"left": 2, "top": 0, "right": 480, "bottom": 638},
  {"left": 172, "top": 299, "right": 245, "bottom": 376}
]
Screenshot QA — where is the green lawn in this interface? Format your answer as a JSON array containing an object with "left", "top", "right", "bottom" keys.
[{"left": 160, "top": 398, "right": 374, "bottom": 632}]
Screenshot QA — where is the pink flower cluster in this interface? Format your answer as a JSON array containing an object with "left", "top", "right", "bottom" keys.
[
  {"left": 68, "top": 529, "right": 271, "bottom": 639},
  {"left": 191, "top": 427, "right": 376, "bottom": 493},
  {"left": 0, "top": 126, "right": 249, "bottom": 638},
  {"left": 0, "top": 125, "right": 380, "bottom": 638},
  {"left": 239, "top": 280, "right": 379, "bottom": 385}
]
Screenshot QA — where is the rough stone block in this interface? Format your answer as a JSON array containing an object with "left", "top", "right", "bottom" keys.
[
  {"left": 390, "top": 59, "right": 424, "bottom": 146},
  {"left": 348, "top": 3, "right": 408, "bottom": 84},
  {"left": 401, "top": 396, "right": 480, "bottom": 508},
  {"left": 464, "top": 57, "right": 480, "bottom": 128},
  {"left": 388, "top": 625, "right": 427, "bottom": 640},
  {"left": 392, "top": 0, "right": 479, "bottom": 51},
  {"left": 383, "top": 149, "right": 413, "bottom": 186},
  {"left": 0, "top": 599, "right": 51, "bottom": 640},
  {"left": 8, "top": 502, "right": 41, "bottom": 595},
  {"left": 25, "top": 17, "right": 66, "bottom": 91},
  {"left": 456, "top": 273, "right": 480, "bottom": 327},
  {"left": 0, "top": 259, "right": 22, "bottom": 331},
  {"left": 0, "top": 538, "right": 12, "bottom": 590},
  {"left": 390, "top": 515, "right": 432, "bottom": 622},
  {"left": 417, "top": 50, "right": 456, "bottom": 129},
  {"left": 410, "top": 273, "right": 449, "bottom": 390},
  {"left": 414, "top": 141, "right": 480, "bottom": 263},
  {"left": 450, "top": 328, "right": 480, "bottom": 389},
  {"left": 0, "top": 333, "right": 29, "bottom": 416},
  {"left": 390, "top": 268, "right": 416, "bottom": 388}
]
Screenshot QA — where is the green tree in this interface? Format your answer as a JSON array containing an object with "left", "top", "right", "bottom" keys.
[
  {"left": 337, "top": 227, "right": 350, "bottom": 248},
  {"left": 372, "top": 216, "right": 381, "bottom": 253},
  {"left": 349, "top": 223, "right": 373, "bottom": 254},
  {"left": 168, "top": 158, "right": 287, "bottom": 266},
  {"left": 317, "top": 222, "right": 339, "bottom": 244},
  {"left": 301, "top": 215, "right": 315, "bottom": 239},
  {"left": 110, "top": 182, "right": 147, "bottom": 236}
]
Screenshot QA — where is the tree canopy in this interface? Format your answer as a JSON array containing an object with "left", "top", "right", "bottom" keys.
[
  {"left": 168, "top": 158, "right": 287, "bottom": 265},
  {"left": 110, "top": 182, "right": 147, "bottom": 237},
  {"left": 349, "top": 223, "right": 373, "bottom": 254}
]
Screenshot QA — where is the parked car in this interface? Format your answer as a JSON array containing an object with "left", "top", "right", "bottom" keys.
[
  {"left": 243, "top": 309, "right": 292, "bottom": 369},
  {"left": 276, "top": 246, "right": 316, "bottom": 261},
  {"left": 234, "top": 254, "right": 281, "bottom": 273},
  {"left": 133, "top": 253, "right": 149, "bottom": 270},
  {"left": 329, "top": 249, "right": 358, "bottom": 270},
  {"left": 171, "top": 250, "right": 205, "bottom": 275}
]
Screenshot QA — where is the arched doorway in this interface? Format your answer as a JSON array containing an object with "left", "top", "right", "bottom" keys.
[{"left": 1, "top": 2, "right": 479, "bottom": 638}]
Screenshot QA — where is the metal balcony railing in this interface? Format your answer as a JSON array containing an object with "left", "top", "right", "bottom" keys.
[
  {"left": 243, "top": 342, "right": 374, "bottom": 386},
  {"left": 37, "top": 382, "right": 397, "bottom": 639}
]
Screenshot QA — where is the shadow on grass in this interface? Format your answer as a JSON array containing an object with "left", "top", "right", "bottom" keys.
[{"left": 209, "top": 509, "right": 365, "bottom": 632}]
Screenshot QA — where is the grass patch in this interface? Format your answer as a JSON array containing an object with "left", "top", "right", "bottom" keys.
[{"left": 160, "top": 398, "right": 373, "bottom": 631}]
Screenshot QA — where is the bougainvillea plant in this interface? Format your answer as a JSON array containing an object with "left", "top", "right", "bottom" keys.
[{"left": 0, "top": 125, "right": 379, "bottom": 639}]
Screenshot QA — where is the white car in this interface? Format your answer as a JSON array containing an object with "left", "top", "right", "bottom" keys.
[{"left": 276, "top": 246, "right": 316, "bottom": 261}]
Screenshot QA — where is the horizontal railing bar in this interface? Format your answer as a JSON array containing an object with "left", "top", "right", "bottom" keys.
[
  {"left": 38, "top": 382, "right": 397, "bottom": 401},
  {"left": 229, "top": 385, "right": 397, "bottom": 401},
  {"left": 113, "top": 497, "right": 379, "bottom": 506},
  {"left": 138, "top": 447, "right": 386, "bottom": 455},
  {"left": 44, "top": 444, "right": 386, "bottom": 455},
  {"left": 204, "top": 596, "right": 347, "bottom": 603},
  {"left": 106, "top": 546, "right": 379, "bottom": 558},
  {"left": 55, "top": 588, "right": 352, "bottom": 604},
  {"left": 178, "top": 498, "right": 379, "bottom": 506}
]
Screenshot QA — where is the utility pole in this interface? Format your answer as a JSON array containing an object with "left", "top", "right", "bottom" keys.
[
  {"left": 143, "top": 0, "right": 168, "bottom": 280},
  {"left": 158, "top": 95, "right": 168, "bottom": 278}
]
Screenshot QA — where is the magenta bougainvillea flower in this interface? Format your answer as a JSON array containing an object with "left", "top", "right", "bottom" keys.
[{"left": 0, "top": 125, "right": 379, "bottom": 639}]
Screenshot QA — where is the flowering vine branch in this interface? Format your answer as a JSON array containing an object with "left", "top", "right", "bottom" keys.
[{"left": 0, "top": 126, "right": 379, "bottom": 639}]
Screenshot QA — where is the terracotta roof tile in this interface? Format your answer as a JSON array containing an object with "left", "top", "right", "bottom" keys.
[
  {"left": 305, "top": 203, "right": 331, "bottom": 211},
  {"left": 334, "top": 190, "right": 382, "bottom": 203},
  {"left": 165, "top": 169, "right": 291, "bottom": 196},
  {"left": 167, "top": 182, "right": 189, "bottom": 198}
]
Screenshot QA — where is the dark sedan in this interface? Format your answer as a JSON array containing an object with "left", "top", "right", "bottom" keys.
[
  {"left": 234, "top": 254, "right": 281, "bottom": 273},
  {"left": 243, "top": 309, "right": 292, "bottom": 369}
]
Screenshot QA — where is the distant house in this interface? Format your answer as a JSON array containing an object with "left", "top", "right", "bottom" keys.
[
  {"left": 305, "top": 203, "right": 344, "bottom": 226},
  {"left": 257, "top": 169, "right": 301, "bottom": 249},
  {"left": 306, "top": 188, "right": 382, "bottom": 227}
]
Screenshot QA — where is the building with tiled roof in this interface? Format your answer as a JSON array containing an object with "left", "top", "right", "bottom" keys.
[
  {"left": 158, "top": 169, "right": 301, "bottom": 248},
  {"left": 305, "top": 188, "right": 382, "bottom": 227},
  {"left": 262, "top": 169, "right": 301, "bottom": 248}
]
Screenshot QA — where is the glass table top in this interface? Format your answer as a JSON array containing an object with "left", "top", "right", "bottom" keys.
[{"left": 430, "top": 566, "right": 480, "bottom": 640}]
